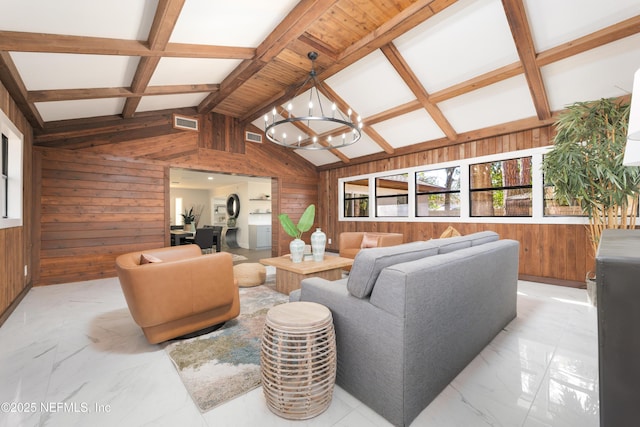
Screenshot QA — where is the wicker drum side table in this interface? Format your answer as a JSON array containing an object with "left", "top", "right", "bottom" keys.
[{"left": 260, "top": 301, "right": 337, "bottom": 419}]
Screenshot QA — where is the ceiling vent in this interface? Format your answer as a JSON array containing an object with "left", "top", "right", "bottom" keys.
[
  {"left": 172, "top": 114, "right": 199, "bottom": 132},
  {"left": 245, "top": 131, "right": 263, "bottom": 143}
]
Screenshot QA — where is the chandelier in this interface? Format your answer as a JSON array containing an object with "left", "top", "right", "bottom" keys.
[{"left": 264, "top": 52, "right": 363, "bottom": 150}]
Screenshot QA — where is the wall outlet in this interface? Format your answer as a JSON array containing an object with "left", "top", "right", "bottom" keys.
[
  {"left": 328, "top": 238, "right": 332, "bottom": 245},
  {"left": 24, "top": 265, "right": 28, "bottom": 276}
]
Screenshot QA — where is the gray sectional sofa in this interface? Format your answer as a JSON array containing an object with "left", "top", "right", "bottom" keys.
[{"left": 289, "top": 231, "right": 519, "bottom": 426}]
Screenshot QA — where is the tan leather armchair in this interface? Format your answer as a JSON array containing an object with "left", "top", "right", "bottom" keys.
[
  {"left": 115, "top": 245, "right": 240, "bottom": 344},
  {"left": 339, "top": 232, "right": 404, "bottom": 270}
]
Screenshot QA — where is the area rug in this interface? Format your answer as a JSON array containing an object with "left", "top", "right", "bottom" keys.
[
  {"left": 225, "top": 252, "right": 248, "bottom": 262},
  {"left": 164, "top": 282, "right": 288, "bottom": 412}
]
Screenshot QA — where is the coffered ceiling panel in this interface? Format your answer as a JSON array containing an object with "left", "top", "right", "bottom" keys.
[
  {"left": 136, "top": 93, "right": 210, "bottom": 114},
  {"left": 10, "top": 52, "right": 139, "bottom": 90},
  {"left": 393, "top": 0, "right": 519, "bottom": 93},
  {"left": 438, "top": 75, "right": 537, "bottom": 133},
  {"left": 170, "top": 0, "right": 299, "bottom": 47},
  {"left": 292, "top": 148, "right": 341, "bottom": 167},
  {"left": 35, "top": 99, "right": 127, "bottom": 122},
  {"left": 524, "top": 0, "right": 640, "bottom": 51},
  {"left": 0, "top": 0, "right": 156, "bottom": 39},
  {"left": 325, "top": 50, "right": 415, "bottom": 118},
  {"left": 337, "top": 134, "right": 385, "bottom": 160},
  {"left": 149, "top": 57, "right": 242, "bottom": 86},
  {"left": 541, "top": 34, "right": 640, "bottom": 111},
  {"left": 372, "top": 110, "right": 446, "bottom": 149}
]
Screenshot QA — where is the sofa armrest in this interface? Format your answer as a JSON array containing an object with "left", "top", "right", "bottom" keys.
[{"left": 298, "top": 277, "right": 406, "bottom": 423}]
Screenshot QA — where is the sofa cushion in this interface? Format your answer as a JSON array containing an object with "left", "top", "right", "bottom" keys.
[
  {"left": 430, "top": 231, "right": 499, "bottom": 254},
  {"left": 361, "top": 233, "right": 380, "bottom": 248},
  {"left": 347, "top": 241, "right": 438, "bottom": 299}
]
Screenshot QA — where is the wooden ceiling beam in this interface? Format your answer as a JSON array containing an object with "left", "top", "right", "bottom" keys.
[
  {"left": 242, "top": 0, "right": 458, "bottom": 125},
  {"left": 501, "top": 0, "right": 551, "bottom": 120},
  {"left": 123, "top": 0, "right": 185, "bottom": 119},
  {"left": 317, "top": 114, "right": 558, "bottom": 171},
  {"left": 331, "top": 0, "right": 458, "bottom": 72},
  {"left": 365, "top": 100, "right": 422, "bottom": 126},
  {"left": 429, "top": 62, "right": 524, "bottom": 103},
  {"left": 381, "top": 43, "right": 457, "bottom": 140},
  {"left": 536, "top": 14, "right": 640, "bottom": 66},
  {"left": 0, "top": 31, "right": 254, "bottom": 59},
  {"left": 198, "top": 0, "right": 342, "bottom": 114},
  {"left": 0, "top": 51, "right": 44, "bottom": 129},
  {"left": 28, "top": 84, "right": 219, "bottom": 103}
]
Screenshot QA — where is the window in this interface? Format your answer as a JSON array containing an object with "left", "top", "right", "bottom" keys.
[
  {"left": 470, "top": 157, "right": 532, "bottom": 217},
  {"left": 376, "top": 173, "right": 408, "bottom": 217},
  {"left": 0, "top": 109, "right": 23, "bottom": 229},
  {"left": 344, "top": 179, "right": 369, "bottom": 217},
  {"left": 339, "top": 146, "right": 590, "bottom": 225},
  {"left": 1, "top": 133, "right": 7, "bottom": 218},
  {"left": 416, "top": 166, "right": 460, "bottom": 217},
  {"left": 175, "top": 197, "right": 183, "bottom": 225}
]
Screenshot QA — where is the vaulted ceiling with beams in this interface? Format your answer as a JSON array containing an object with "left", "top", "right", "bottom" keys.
[{"left": 1, "top": 0, "right": 639, "bottom": 167}]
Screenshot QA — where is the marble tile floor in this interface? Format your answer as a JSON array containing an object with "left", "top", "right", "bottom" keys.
[{"left": 0, "top": 276, "right": 598, "bottom": 427}]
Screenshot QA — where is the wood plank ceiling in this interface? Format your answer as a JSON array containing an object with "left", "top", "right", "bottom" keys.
[{"left": 0, "top": 0, "right": 639, "bottom": 167}]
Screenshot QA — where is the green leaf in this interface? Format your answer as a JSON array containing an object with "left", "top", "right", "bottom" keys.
[
  {"left": 296, "top": 204, "right": 315, "bottom": 234},
  {"left": 278, "top": 204, "right": 316, "bottom": 239},
  {"left": 278, "top": 213, "right": 300, "bottom": 239}
]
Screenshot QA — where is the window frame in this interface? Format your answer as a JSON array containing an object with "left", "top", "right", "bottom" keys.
[
  {"left": 338, "top": 146, "right": 588, "bottom": 225},
  {"left": 0, "top": 109, "right": 23, "bottom": 230},
  {"left": 415, "top": 166, "right": 461, "bottom": 218},
  {"left": 469, "top": 156, "right": 533, "bottom": 218}
]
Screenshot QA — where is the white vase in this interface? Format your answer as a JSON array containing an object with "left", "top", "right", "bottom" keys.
[
  {"left": 311, "top": 228, "right": 326, "bottom": 262},
  {"left": 290, "top": 238, "right": 305, "bottom": 263}
]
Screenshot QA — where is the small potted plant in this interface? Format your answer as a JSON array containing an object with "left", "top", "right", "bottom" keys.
[
  {"left": 181, "top": 207, "right": 196, "bottom": 232},
  {"left": 278, "top": 204, "right": 315, "bottom": 263}
]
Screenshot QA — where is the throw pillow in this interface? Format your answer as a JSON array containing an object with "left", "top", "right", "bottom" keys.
[
  {"left": 140, "top": 253, "right": 163, "bottom": 265},
  {"left": 360, "top": 233, "right": 380, "bottom": 248},
  {"left": 439, "top": 226, "right": 461, "bottom": 238}
]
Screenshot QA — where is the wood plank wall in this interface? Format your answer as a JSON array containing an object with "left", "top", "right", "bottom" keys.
[
  {"left": 34, "top": 147, "right": 167, "bottom": 285},
  {"left": 32, "top": 109, "right": 318, "bottom": 285},
  {"left": 317, "top": 126, "right": 593, "bottom": 286},
  {"left": 0, "top": 81, "right": 33, "bottom": 322}
]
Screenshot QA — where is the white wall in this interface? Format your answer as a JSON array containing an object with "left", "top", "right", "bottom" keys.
[{"left": 170, "top": 188, "right": 211, "bottom": 227}]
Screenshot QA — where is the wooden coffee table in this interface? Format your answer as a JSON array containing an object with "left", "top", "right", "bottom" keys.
[{"left": 260, "top": 255, "right": 353, "bottom": 294}]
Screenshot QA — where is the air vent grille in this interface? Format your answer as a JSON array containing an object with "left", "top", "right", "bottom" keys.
[
  {"left": 245, "top": 131, "right": 263, "bottom": 143},
  {"left": 172, "top": 114, "right": 199, "bottom": 131}
]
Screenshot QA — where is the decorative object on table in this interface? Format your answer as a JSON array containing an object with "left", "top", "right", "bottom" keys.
[
  {"left": 261, "top": 302, "right": 336, "bottom": 420},
  {"left": 264, "top": 51, "right": 363, "bottom": 150},
  {"left": 278, "top": 204, "right": 315, "bottom": 263},
  {"left": 311, "top": 228, "right": 326, "bottom": 261},
  {"left": 181, "top": 207, "right": 196, "bottom": 232},
  {"left": 543, "top": 97, "right": 640, "bottom": 298},
  {"left": 165, "top": 284, "right": 288, "bottom": 412}
]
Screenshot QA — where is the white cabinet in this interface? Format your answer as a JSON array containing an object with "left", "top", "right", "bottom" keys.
[{"left": 249, "top": 225, "right": 272, "bottom": 249}]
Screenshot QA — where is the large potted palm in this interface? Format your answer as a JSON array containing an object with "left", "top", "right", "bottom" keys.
[{"left": 543, "top": 97, "right": 640, "bottom": 302}]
